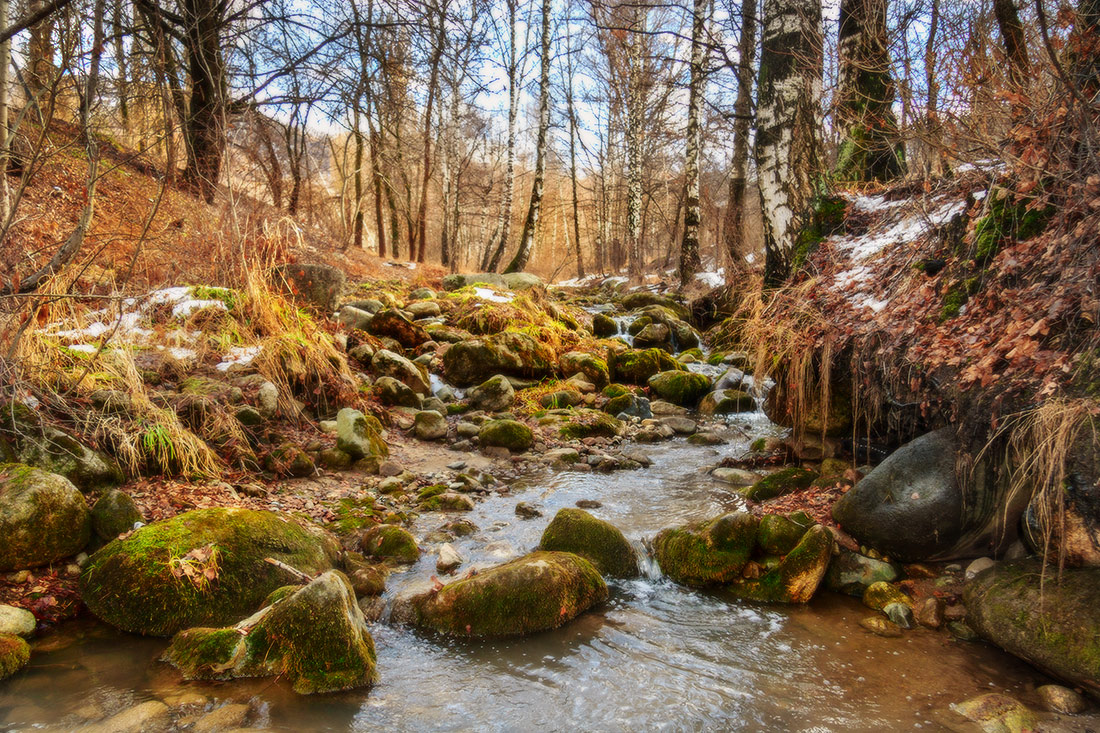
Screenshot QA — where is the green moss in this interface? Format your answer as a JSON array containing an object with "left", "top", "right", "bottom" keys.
[
  {"left": 478, "top": 419, "right": 534, "bottom": 452},
  {"left": 862, "top": 581, "right": 912, "bottom": 611},
  {"left": 653, "top": 513, "right": 759, "bottom": 587},
  {"left": 609, "top": 348, "right": 684, "bottom": 385},
  {"left": 559, "top": 410, "right": 623, "bottom": 440},
  {"left": 419, "top": 492, "right": 475, "bottom": 512},
  {"left": 0, "top": 633, "right": 30, "bottom": 681},
  {"left": 191, "top": 286, "right": 239, "bottom": 311},
  {"left": 417, "top": 484, "right": 448, "bottom": 500},
  {"left": 538, "top": 508, "right": 639, "bottom": 578},
  {"left": 359, "top": 524, "right": 419, "bottom": 564},
  {"left": 756, "top": 514, "right": 810, "bottom": 555},
  {"left": 80, "top": 507, "right": 340, "bottom": 636},
  {"left": 647, "top": 371, "right": 712, "bottom": 407},
  {"left": 792, "top": 194, "right": 848, "bottom": 271},
  {"left": 939, "top": 274, "right": 983, "bottom": 322},
  {"left": 972, "top": 189, "right": 1054, "bottom": 262},
  {"left": 330, "top": 497, "right": 377, "bottom": 535},
  {"left": 750, "top": 438, "right": 767, "bottom": 452},
  {"left": 602, "top": 384, "right": 632, "bottom": 399},
  {"left": 398, "top": 551, "right": 607, "bottom": 637},
  {"left": 0, "top": 462, "right": 92, "bottom": 571},
  {"left": 733, "top": 525, "right": 834, "bottom": 603},
  {"left": 742, "top": 467, "right": 818, "bottom": 502}
]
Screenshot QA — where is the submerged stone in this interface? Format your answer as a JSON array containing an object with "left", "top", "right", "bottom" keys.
[{"left": 359, "top": 524, "right": 419, "bottom": 564}]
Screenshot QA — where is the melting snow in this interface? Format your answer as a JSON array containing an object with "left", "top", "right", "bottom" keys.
[
  {"left": 694, "top": 270, "right": 725, "bottom": 288},
  {"left": 832, "top": 198, "right": 968, "bottom": 262},
  {"left": 216, "top": 345, "right": 261, "bottom": 372},
  {"left": 474, "top": 287, "right": 514, "bottom": 303}
]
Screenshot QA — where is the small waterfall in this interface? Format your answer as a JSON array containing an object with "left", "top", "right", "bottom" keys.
[{"left": 630, "top": 537, "right": 663, "bottom": 579}]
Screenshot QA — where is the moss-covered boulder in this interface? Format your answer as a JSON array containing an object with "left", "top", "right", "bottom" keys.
[
  {"left": 367, "top": 309, "right": 430, "bottom": 348},
  {"left": 559, "top": 352, "right": 610, "bottom": 389},
  {"left": 359, "top": 524, "right": 419, "bottom": 564},
  {"left": 420, "top": 491, "right": 475, "bottom": 512},
  {"left": 949, "top": 693, "right": 1039, "bottom": 733},
  {"left": 742, "top": 467, "right": 818, "bottom": 502},
  {"left": 538, "top": 508, "right": 638, "bottom": 578},
  {"left": 756, "top": 514, "right": 810, "bottom": 555},
  {"left": 965, "top": 559, "right": 1100, "bottom": 696},
  {"left": 371, "top": 349, "right": 430, "bottom": 395},
  {"left": 653, "top": 513, "right": 759, "bottom": 587},
  {"left": 609, "top": 348, "right": 683, "bottom": 385},
  {"left": 91, "top": 489, "right": 143, "bottom": 543},
  {"left": 467, "top": 374, "right": 516, "bottom": 412},
  {"left": 443, "top": 332, "right": 554, "bottom": 386},
  {"left": 80, "top": 508, "right": 340, "bottom": 636},
  {"left": 824, "top": 549, "right": 898, "bottom": 596},
  {"left": 732, "top": 525, "right": 834, "bottom": 603},
  {"left": 265, "top": 443, "right": 316, "bottom": 478},
  {"left": 604, "top": 393, "right": 651, "bottom": 419},
  {"left": 592, "top": 313, "right": 618, "bottom": 338},
  {"left": 374, "top": 376, "right": 422, "bottom": 408},
  {"left": 0, "top": 463, "right": 91, "bottom": 571},
  {"left": 647, "top": 371, "right": 712, "bottom": 407},
  {"left": 0, "top": 633, "right": 30, "bottom": 681},
  {"left": 479, "top": 419, "right": 534, "bottom": 452},
  {"left": 698, "top": 389, "right": 756, "bottom": 415},
  {"left": 621, "top": 292, "right": 689, "bottom": 318},
  {"left": 559, "top": 410, "right": 623, "bottom": 440},
  {"left": 633, "top": 323, "right": 672, "bottom": 351},
  {"left": 862, "top": 581, "right": 912, "bottom": 611},
  {"left": 336, "top": 408, "right": 388, "bottom": 460},
  {"left": 393, "top": 551, "right": 607, "bottom": 637},
  {"left": 164, "top": 571, "right": 377, "bottom": 694},
  {"left": 0, "top": 402, "right": 123, "bottom": 490}
]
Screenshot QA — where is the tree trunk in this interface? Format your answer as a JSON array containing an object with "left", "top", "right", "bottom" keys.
[
  {"left": 484, "top": 0, "right": 519, "bottom": 272},
  {"left": 566, "top": 30, "right": 584, "bottom": 280},
  {"left": 993, "top": 0, "right": 1029, "bottom": 87},
  {"left": 415, "top": 4, "right": 447, "bottom": 264},
  {"left": 112, "top": 0, "right": 128, "bottom": 129},
  {"left": 353, "top": 116, "right": 365, "bottom": 250},
  {"left": 625, "top": 7, "right": 645, "bottom": 281},
  {"left": 679, "top": 0, "right": 707, "bottom": 288},
  {"left": 756, "top": 0, "right": 823, "bottom": 285},
  {"left": 835, "top": 0, "right": 905, "bottom": 182},
  {"left": 505, "top": 0, "right": 551, "bottom": 274},
  {"left": 724, "top": 0, "right": 758, "bottom": 266},
  {"left": 26, "top": 0, "right": 54, "bottom": 97},
  {"left": 922, "top": 0, "right": 942, "bottom": 179},
  {"left": 181, "top": 0, "right": 226, "bottom": 203},
  {"left": 0, "top": 0, "right": 10, "bottom": 219}
]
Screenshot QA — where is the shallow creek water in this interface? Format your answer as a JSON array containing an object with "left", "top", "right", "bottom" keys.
[{"left": 0, "top": 414, "right": 1087, "bottom": 732}]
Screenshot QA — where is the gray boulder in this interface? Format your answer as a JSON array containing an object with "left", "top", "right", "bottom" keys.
[
  {"left": 832, "top": 429, "right": 1023, "bottom": 562},
  {"left": 338, "top": 306, "right": 374, "bottom": 331},
  {"left": 371, "top": 349, "right": 430, "bottom": 395},
  {"left": 414, "top": 411, "right": 448, "bottom": 441},
  {"left": 0, "top": 463, "right": 91, "bottom": 571},
  {"left": 91, "top": 489, "right": 143, "bottom": 542},
  {"left": 272, "top": 263, "right": 344, "bottom": 311},
  {"left": 374, "top": 376, "right": 421, "bottom": 408},
  {"left": 467, "top": 374, "right": 515, "bottom": 412},
  {"left": 336, "top": 408, "right": 388, "bottom": 460}
]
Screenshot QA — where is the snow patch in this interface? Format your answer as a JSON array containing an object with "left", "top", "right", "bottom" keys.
[
  {"left": 474, "top": 287, "right": 514, "bottom": 303},
  {"left": 216, "top": 345, "right": 261, "bottom": 372},
  {"left": 694, "top": 270, "right": 725, "bottom": 289}
]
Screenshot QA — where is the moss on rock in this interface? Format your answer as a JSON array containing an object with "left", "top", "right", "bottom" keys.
[
  {"left": 0, "top": 632, "right": 30, "bottom": 681},
  {"left": 698, "top": 389, "right": 755, "bottom": 415},
  {"left": 359, "top": 524, "right": 418, "bottom": 563},
  {"left": 0, "top": 463, "right": 91, "bottom": 571},
  {"left": 732, "top": 525, "right": 834, "bottom": 603},
  {"left": 653, "top": 513, "right": 759, "bottom": 587},
  {"left": 742, "top": 467, "right": 818, "bottom": 502},
  {"left": 91, "top": 489, "right": 143, "bottom": 542},
  {"left": 647, "top": 371, "right": 712, "bottom": 407},
  {"left": 609, "top": 349, "right": 684, "bottom": 385},
  {"left": 479, "top": 419, "right": 534, "bottom": 452},
  {"left": 756, "top": 514, "right": 810, "bottom": 555},
  {"left": 165, "top": 570, "right": 378, "bottom": 694},
  {"left": 559, "top": 410, "right": 623, "bottom": 440},
  {"left": 862, "top": 581, "right": 912, "bottom": 611},
  {"left": 80, "top": 507, "right": 340, "bottom": 636},
  {"left": 538, "top": 508, "right": 639, "bottom": 578},
  {"left": 559, "top": 352, "right": 610, "bottom": 389},
  {"left": 394, "top": 551, "right": 607, "bottom": 637}
]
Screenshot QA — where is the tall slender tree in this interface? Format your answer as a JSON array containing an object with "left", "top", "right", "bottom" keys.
[
  {"left": 679, "top": 0, "right": 708, "bottom": 287},
  {"left": 724, "top": 0, "right": 758, "bottom": 265}
]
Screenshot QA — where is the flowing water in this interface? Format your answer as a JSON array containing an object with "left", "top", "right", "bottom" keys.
[{"left": 1, "top": 409, "right": 1087, "bottom": 732}]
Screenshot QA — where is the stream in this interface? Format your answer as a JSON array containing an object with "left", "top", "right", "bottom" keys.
[{"left": 0, "top": 407, "right": 1078, "bottom": 732}]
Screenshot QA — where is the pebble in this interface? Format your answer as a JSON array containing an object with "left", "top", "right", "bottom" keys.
[
  {"left": 514, "top": 502, "right": 542, "bottom": 519},
  {"left": 193, "top": 702, "right": 252, "bottom": 733},
  {"left": 965, "top": 557, "right": 995, "bottom": 580},
  {"left": 859, "top": 616, "right": 902, "bottom": 637},
  {"left": 1037, "top": 684, "right": 1087, "bottom": 715},
  {"left": 576, "top": 500, "right": 603, "bottom": 509},
  {"left": 437, "top": 544, "right": 463, "bottom": 574},
  {"left": 447, "top": 461, "right": 467, "bottom": 470},
  {"left": 915, "top": 597, "right": 944, "bottom": 629},
  {"left": 378, "top": 461, "right": 404, "bottom": 477}
]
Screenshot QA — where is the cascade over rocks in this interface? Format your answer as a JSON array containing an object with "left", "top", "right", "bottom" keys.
[
  {"left": 0, "top": 463, "right": 91, "bottom": 571},
  {"left": 164, "top": 570, "right": 378, "bottom": 694},
  {"left": 80, "top": 507, "right": 341, "bottom": 636},
  {"left": 392, "top": 551, "right": 607, "bottom": 637},
  {"left": 832, "top": 429, "right": 1023, "bottom": 562}
]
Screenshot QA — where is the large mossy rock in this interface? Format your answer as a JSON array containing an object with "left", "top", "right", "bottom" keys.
[
  {"left": 478, "top": 419, "right": 534, "bottom": 452},
  {"left": 91, "top": 489, "right": 143, "bottom": 543},
  {"left": 609, "top": 348, "right": 684, "bottom": 385},
  {"left": 653, "top": 513, "right": 759, "bottom": 586},
  {"left": 559, "top": 352, "right": 610, "bottom": 389},
  {"left": 359, "top": 524, "right": 419, "bottom": 564},
  {"left": 732, "top": 525, "right": 834, "bottom": 604},
  {"left": 374, "top": 376, "right": 421, "bottom": 408},
  {"left": 0, "top": 463, "right": 91, "bottom": 571},
  {"left": 371, "top": 350, "right": 429, "bottom": 395},
  {"left": 559, "top": 409, "right": 622, "bottom": 440},
  {"left": 0, "top": 402, "right": 123, "bottom": 491},
  {"left": 272, "top": 263, "right": 344, "bottom": 312},
  {"left": 742, "top": 466, "right": 818, "bottom": 502},
  {"left": 538, "top": 508, "right": 639, "bottom": 578},
  {"left": 80, "top": 508, "right": 340, "bottom": 636},
  {"left": 336, "top": 408, "right": 388, "bottom": 461},
  {"left": 393, "top": 551, "right": 607, "bottom": 637},
  {"left": 164, "top": 570, "right": 377, "bottom": 694},
  {"left": 621, "top": 292, "right": 689, "bottom": 319},
  {"left": 467, "top": 374, "right": 516, "bottom": 412},
  {"left": 443, "top": 332, "right": 554, "bottom": 387},
  {"left": 647, "top": 371, "right": 712, "bottom": 407},
  {"left": 698, "top": 389, "right": 755, "bottom": 415},
  {"left": 965, "top": 560, "right": 1100, "bottom": 696},
  {"left": 832, "top": 429, "right": 1020, "bottom": 562},
  {"left": 367, "top": 309, "right": 430, "bottom": 349}
]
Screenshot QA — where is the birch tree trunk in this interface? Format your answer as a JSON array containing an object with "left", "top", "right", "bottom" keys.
[
  {"left": 565, "top": 27, "right": 584, "bottom": 280},
  {"left": 415, "top": 1, "right": 447, "bottom": 264},
  {"left": 484, "top": 0, "right": 520, "bottom": 272},
  {"left": 625, "top": 7, "right": 645, "bottom": 281},
  {"left": 755, "top": 0, "right": 823, "bottom": 285},
  {"left": 679, "top": 0, "right": 707, "bottom": 288},
  {"left": 724, "top": 0, "right": 758, "bottom": 265},
  {"left": 834, "top": 0, "right": 905, "bottom": 182},
  {"left": 504, "top": 0, "right": 550, "bottom": 273}
]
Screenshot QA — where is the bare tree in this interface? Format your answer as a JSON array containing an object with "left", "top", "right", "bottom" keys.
[
  {"left": 724, "top": 0, "right": 758, "bottom": 265},
  {"left": 679, "top": 0, "right": 708, "bottom": 287}
]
